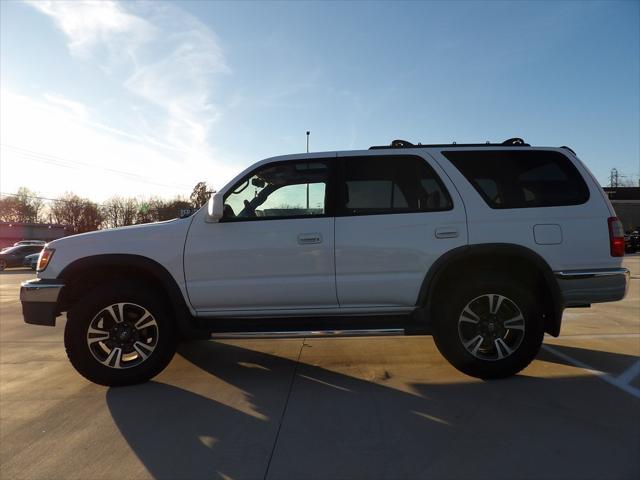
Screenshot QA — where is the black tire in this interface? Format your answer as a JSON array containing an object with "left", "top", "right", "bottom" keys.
[
  {"left": 64, "top": 282, "right": 177, "bottom": 386},
  {"left": 432, "top": 276, "right": 544, "bottom": 379},
  {"left": 0, "top": 259, "right": 6, "bottom": 271}
]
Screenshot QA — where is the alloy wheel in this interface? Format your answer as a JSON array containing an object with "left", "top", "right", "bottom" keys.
[
  {"left": 457, "top": 294, "right": 525, "bottom": 361},
  {"left": 86, "top": 302, "right": 159, "bottom": 369}
]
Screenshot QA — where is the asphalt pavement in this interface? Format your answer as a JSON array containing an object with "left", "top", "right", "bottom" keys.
[{"left": 1, "top": 258, "right": 639, "bottom": 480}]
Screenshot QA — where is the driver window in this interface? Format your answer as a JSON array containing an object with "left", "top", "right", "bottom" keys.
[{"left": 223, "top": 160, "right": 329, "bottom": 220}]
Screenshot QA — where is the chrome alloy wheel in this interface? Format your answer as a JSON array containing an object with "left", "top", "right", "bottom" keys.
[
  {"left": 86, "top": 302, "right": 159, "bottom": 369},
  {"left": 457, "top": 294, "right": 525, "bottom": 361}
]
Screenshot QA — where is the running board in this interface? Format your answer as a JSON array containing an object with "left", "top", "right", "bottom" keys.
[{"left": 210, "top": 328, "right": 406, "bottom": 340}]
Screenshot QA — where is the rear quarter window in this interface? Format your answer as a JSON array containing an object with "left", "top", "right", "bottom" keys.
[{"left": 443, "top": 150, "right": 590, "bottom": 209}]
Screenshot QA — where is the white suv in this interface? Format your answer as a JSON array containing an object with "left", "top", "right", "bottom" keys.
[{"left": 20, "top": 138, "right": 630, "bottom": 386}]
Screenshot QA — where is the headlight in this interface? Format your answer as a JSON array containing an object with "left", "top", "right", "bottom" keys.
[{"left": 37, "top": 248, "right": 55, "bottom": 272}]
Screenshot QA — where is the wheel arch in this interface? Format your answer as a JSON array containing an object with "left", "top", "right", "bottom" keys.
[
  {"left": 57, "top": 254, "right": 205, "bottom": 339},
  {"left": 418, "top": 243, "right": 564, "bottom": 336}
]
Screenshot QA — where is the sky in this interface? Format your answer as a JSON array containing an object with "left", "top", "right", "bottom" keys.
[{"left": 1, "top": 0, "right": 639, "bottom": 202}]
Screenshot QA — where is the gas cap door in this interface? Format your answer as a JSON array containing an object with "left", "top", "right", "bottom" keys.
[{"left": 533, "top": 224, "right": 563, "bottom": 245}]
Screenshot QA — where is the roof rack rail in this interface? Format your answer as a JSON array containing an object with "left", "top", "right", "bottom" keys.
[{"left": 369, "top": 137, "right": 530, "bottom": 150}]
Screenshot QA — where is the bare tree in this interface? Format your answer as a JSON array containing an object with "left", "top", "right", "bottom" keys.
[
  {"left": 74, "top": 203, "right": 102, "bottom": 233},
  {"left": 121, "top": 197, "right": 139, "bottom": 226},
  {"left": 0, "top": 196, "right": 24, "bottom": 222},
  {"left": 50, "top": 193, "right": 102, "bottom": 233},
  {"left": 136, "top": 199, "right": 157, "bottom": 224},
  {"left": 100, "top": 197, "right": 123, "bottom": 229},
  {"left": 0, "top": 187, "right": 43, "bottom": 223},
  {"left": 101, "top": 197, "right": 141, "bottom": 228},
  {"left": 190, "top": 181, "right": 211, "bottom": 208}
]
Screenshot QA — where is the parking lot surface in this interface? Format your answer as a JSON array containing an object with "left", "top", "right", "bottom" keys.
[{"left": 1, "top": 258, "right": 639, "bottom": 480}]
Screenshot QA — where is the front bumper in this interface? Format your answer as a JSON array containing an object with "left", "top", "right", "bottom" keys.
[
  {"left": 20, "top": 279, "right": 65, "bottom": 326},
  {"left": 555, "top": 268, "right": 630, "bottom": 307}
]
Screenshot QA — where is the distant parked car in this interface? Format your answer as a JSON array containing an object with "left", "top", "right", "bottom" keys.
[
  {"left": 0, "top": 245, "right": 43, "bottom": 271},
  {"left": 23, "top": 253, "right": 40, "bottom": 270},
  {"left": 14, "top": 240, "right": 46, "bottom": 247},
  {"left": 624, "top": 231, "right": 639, "bottom": 253}
]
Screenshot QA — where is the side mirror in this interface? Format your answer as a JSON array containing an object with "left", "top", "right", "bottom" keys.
[{"left": 206, "top": 193, "right": 224, "bottom": 223}]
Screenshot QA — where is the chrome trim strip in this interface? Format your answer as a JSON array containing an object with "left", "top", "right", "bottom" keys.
[
  {"left": 211, "top": 328, "right": 405, "bottom": 340},
  {"left": 20, "top": 279, "right": 64, "bottom": 303},
  {"left": 555, "top": 268, "right": 629, "bottom": 279}
]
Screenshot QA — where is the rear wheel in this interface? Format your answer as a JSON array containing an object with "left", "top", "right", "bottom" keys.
[
  {"left": 0, "top": 259, "right": 6, "bottom": 271},
  {"left": 65, "top": 282, "right": 177, "bottom": 386},
  {"left": 433, "top": 277, "right": 544, "bottom": 379}
]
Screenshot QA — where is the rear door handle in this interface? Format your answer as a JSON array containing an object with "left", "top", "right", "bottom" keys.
[
  {"left": 298, "top": 233, "right": 322, "bottom": 245},
  {"left": 435, "top": 227, "right": 459, "bottom": 239}
]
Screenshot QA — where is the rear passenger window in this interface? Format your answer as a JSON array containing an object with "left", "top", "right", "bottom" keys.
[
  {"left": 341, "top": 156, "right": 452, "bottom": 215},
  {"left": 443, "top": 150, "right": 590, "bottom": 209}
]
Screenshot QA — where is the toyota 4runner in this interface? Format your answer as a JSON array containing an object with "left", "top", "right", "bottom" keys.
[{"left": 20, "top": 138, "right": 630, "bottom": 386}]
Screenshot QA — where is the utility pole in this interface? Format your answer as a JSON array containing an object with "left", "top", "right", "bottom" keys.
[{"left": 306, "top": 131, "right": 310, "bottom": 209}]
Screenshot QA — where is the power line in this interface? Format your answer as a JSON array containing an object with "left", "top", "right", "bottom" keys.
[{"left": 0, "top": 143, "right": 195, "bottom": 190}]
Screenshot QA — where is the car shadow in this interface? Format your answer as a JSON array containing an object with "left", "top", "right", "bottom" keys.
[{"left": 106, "top": 341, "right": 640, "bottom": 480}]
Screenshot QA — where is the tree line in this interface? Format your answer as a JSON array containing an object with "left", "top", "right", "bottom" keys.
[{"left": 0, "top": 182, "right": 211, "bottom": 234}]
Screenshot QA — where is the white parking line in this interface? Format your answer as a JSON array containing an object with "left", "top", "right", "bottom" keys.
[
  {"left": 541, "top": 344, "right": 640, "bottom": 399},
  {"left": 617, "top": 359, "right": 640, "bottom": 385},
  {"left": 556, "top": 333, "right": 640, "bottom": 339}
]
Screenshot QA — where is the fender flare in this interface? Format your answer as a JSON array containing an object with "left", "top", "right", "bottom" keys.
[
  {"left": 58, "top": 254, "right": 206, "bottom": 339},
  {"left": 417, "top": 243, "right": 564, "bottom": 336}
]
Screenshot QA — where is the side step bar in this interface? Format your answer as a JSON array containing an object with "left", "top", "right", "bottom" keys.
[
  {"left": 211, "top": 328, "right": 406, "bottom": 340},
  {"left": 202, "top": 313, "right": 432, "bottom": 340}
]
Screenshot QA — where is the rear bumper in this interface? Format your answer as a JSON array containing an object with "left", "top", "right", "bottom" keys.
[
  {"left": 555, "top": 268, "right": 630, "bottom": 307},
  {"left": 20, "top": 279, "right": 64, "bottom": 326}
]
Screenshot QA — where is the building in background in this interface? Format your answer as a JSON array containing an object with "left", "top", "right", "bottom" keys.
[
  {"left": 603, "top": 187, "right": 640, "bottom": 232},
  {"left": 0, "top": 222, "right": 69, "bottom": 249}
]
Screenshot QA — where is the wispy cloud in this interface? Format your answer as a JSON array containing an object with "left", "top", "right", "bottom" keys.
[
  {"left": 25, "top": 0, "right": 228, "bottom": 161},
  {"left": 26, "top": 0, "right": 154, "bottom": 60},
  {"left": 0, "top": 88, "right": 240, "bottom": 200},
  {"left": 42, "top": 93, "right": 89, "bottom": 120}
]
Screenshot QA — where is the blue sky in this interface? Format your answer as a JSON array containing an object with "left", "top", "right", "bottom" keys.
[{"left": 1, "top": 0, "right": 638, "bottom": 200}]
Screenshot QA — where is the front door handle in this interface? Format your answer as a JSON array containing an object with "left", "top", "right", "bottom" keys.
[
  {"left": 298, "top": 233, "right": 322, "bottom": 245},
  {"left": 435, "top": 227, "right": 459, "bottom": 239}
]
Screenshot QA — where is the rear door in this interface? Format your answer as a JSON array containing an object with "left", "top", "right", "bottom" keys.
[{"left": 334, "top": 151, "right": 467, "bottom": 308}]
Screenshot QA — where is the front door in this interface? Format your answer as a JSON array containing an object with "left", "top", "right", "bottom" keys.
[{"left": 184, "top": 156, "right": 338, "bottom": 314}]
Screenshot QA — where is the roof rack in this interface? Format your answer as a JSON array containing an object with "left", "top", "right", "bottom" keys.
[{"left": 369, "top": 137, "right": 530, "bottom": 150}]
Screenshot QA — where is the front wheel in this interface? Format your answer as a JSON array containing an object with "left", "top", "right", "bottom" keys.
[
  {"left": 433, "top": 277, "right": 544, "bottom": 379},
  {"left": 64, "top": 282, "right": 177, "bottom": 386}
]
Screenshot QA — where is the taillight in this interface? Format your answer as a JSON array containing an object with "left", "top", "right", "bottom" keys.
[{"left": 608, "top": 217, "right": 625, "bottom": 257}]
